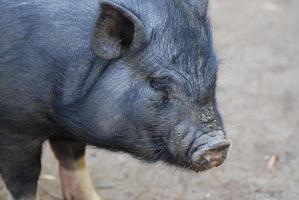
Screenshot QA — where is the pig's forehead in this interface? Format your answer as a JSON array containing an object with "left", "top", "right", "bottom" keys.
[
  {"left": 140, "top": 0, "right": 214, "bottom": 79},
  {"left": 139, "top": 0, "right": 213, "bottom": 66},
  {"left": 116, "top": 0, "right": 209, "bottom": 26}
]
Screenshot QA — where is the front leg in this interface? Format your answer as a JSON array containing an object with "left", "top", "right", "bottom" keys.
[
  {"left": 0, "top": 141, "right": 42, "bottom": 200},
  {"left": 49, "top": 138, "right": 102, "bottom": 200}
]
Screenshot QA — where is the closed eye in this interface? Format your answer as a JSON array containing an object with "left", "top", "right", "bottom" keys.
[{"left": 148, "top": 76, "right": 172, "bottom": 92}]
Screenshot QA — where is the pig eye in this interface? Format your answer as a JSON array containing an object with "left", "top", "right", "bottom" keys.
[
  {"left": 149, "top": 77, "right": 171, "bottom": 103},
  {"left": 149, "top": 77, "right": 171, "bottom": 92}
]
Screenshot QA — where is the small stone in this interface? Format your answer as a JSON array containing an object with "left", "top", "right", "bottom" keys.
[{"left": 205, "top": 193, "right": 211, "bottom": 198}]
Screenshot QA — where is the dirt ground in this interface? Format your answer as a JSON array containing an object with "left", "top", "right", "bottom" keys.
[{"left": 1, "top": 0, "right": 299, "bottom": 199}]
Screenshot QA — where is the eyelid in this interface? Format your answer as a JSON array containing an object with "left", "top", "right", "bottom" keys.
[{"left": 150, "top": 76, "right": 173, "bottom": 84}]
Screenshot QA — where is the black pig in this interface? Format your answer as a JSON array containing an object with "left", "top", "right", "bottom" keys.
[{"left": 0, "top": 0, "right": 230, "bottom": 199}]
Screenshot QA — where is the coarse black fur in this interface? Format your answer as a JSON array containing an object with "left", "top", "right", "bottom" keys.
[{"left": 0, "top": 0, "right": 225, "bottom": 199}]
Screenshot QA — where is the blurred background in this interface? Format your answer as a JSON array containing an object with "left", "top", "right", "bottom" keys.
[{"left": 1, "top": 0, "right": 298, "bottom": 199}]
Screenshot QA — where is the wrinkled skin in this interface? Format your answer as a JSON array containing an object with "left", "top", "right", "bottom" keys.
[{"left": 0, "top": 0, "right": 230, "bottom": 199}]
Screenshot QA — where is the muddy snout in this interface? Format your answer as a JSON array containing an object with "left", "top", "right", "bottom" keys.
[{"left": 190, "top": 130, "right": 230, "bottom": 172}]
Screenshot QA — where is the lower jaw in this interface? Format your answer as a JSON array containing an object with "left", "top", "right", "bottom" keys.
[{"left": 163, "top": 155, "right": 226, "bottom": 172}]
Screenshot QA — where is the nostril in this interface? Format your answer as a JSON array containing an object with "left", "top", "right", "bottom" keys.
[
  {"left": 202, "top": 154, "right": 219, "bottom": 167},
  {"left": 202, "top": 153, "right": 214, "bottom": 163},
  {"left": 192, "top": 149, "right": 228, "bottom": 169}
]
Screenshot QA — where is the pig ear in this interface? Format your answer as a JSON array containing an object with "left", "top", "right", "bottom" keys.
[{"left": 92, "top": 1, "right": 148, "bottom": 59}]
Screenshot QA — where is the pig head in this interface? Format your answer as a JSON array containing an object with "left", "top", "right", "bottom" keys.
[{"left": 54, "top": 0, "right": 230, "bottom": 172}]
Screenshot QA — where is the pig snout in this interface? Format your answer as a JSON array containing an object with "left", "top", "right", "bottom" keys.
[
  {"left": 167, "top": 128, "right": 230, "bottom": 172},
  {"left": 189, "top": 130, "right": 230, "bottom": 172}
]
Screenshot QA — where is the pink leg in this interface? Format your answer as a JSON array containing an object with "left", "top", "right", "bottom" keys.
[{"left": 50, "top": 139, "right": 102, "bottom": 200}]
